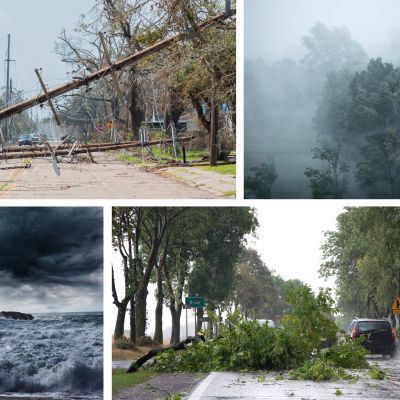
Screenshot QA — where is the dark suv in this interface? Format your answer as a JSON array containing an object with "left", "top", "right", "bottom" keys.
[{"left": 347, "top": 318, "right": 398, "bottom": 358}]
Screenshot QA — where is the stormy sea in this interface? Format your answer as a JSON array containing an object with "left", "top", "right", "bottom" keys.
[{"left": 0, "top": 312, "right": 103, "bottom": 400}]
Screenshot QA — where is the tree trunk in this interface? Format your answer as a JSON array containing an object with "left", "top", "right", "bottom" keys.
[
  {"left": 196, "top": 307, "right": 203, "bottom": 332},
  {"left": 114, "top": 298, "right": 129, "bottom": 339},
  {"left": 170, "top": 306, "right": 181, "bottom": 345},
  {"left": 208, "top": 319, "right": 214, "bottom": 338},
  {"left": 129, "top": 298, "right": 136, "bottom": 346},
  {"left": 129, "top": 71, "right": 144, "bottom": 141},
  {"left": 209, "top": 101, "right": 218, "bottom": 166},
  {"left": 135, "top": 287, "right": 148, "bottom": 338},
  {"left": 153, "top": 267, "right": 164, "bottom": 344}
]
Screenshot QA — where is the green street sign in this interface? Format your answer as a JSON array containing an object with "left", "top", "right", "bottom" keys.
[{"left": 185, "top": 296, "right": 205, "bottom": 308}]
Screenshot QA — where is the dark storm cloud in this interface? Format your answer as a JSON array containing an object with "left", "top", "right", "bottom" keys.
[{"left": 0, "top": 207, "right": 103, "bottom": 288}]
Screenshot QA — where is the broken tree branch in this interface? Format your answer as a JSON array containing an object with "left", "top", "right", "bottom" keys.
[{"left": 126, "top": 335, "right": 205, "bottom": 373}]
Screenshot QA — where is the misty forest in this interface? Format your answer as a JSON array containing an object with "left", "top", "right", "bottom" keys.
[{"left": 245, "top": 15, "right": 400, "bottom": 198}]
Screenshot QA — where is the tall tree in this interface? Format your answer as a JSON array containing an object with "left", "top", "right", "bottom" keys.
[
  {"left": 301, "top": 22, "right": 368, "bottom": 77},
  {"left": 304, "top": 143, "right": 349, "bottom": 199},
  {"left": 320, "top": 207, "right": 400, "bottom": 318},
  {"left": 188, "top": 207, "right": 258, "bottom": 332},
  {"left": 233, "top": 248, "right": 279, "bottom": 319},
  {"left": 245, "top": 162, "right": 278, "bottom": 199}
]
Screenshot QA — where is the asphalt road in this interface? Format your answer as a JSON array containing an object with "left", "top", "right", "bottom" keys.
[{"left": 186, "top": 356, "right": 400, "bottom": 400}]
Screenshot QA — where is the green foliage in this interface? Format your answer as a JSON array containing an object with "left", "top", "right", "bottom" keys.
[
  {"left": 112, "top": 368, "right": 154, "bottom": 394},
  {"left": 335, "top": 389, "right": 343, "bottom": 396},
  {"left": 280, "top": 286, "right": 339, "bottom": 357},
  {"left": 164, "top": 395, "right": 183, "bottom": 400},
  {"left": 234, "top": 248, "right": 283, "bottom": 319},
  {"left": 302, "top": 23, "right": 368, "bottom": 76},
  {"left": 315, "top": 58, "right": 400, "bottom": 197},
  {"left": 152, "top": 287, "right": 368, "bottom": 378},
  {"left": 187, "top": 208, "right": 258, "bottom": 307},
  {"left": 323, "top": 337, "right": 368, "bottom": 369},
  {"left": 115, "top": 337, "right": 136, "bottom": 350},
  {"left": 197, "top": 164, "right": 236, "bottom": 176},
  {"left": 320, "top": 207, "right": 400, "bottom": 317},
  {"left": 137, "top": 336, "right": 157, "bottom": 346},
  {"left": 245, "top": 162, "right": 278, "bottom": 199},
  {"left": 368, "top": 365, "right": 386, "bottom": 380},
  {"left": 288, "top": 358, "right": 354, "bottom": 382},
  {"left": 356, "top": 129, "right": 400, "bottom": 198},
  {"left": 304, "top": 143, "right": 349, "bottom": 199}
]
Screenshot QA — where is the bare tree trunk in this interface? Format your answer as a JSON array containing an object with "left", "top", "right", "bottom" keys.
[
  {"left": 209, "top": 100, "right": 218, "bottom": 166},
  {"left": 114, "top": 298, "right": 129, "bottom": 339},
  {"left": 196, "top": 307, "right": 203, "bottom": 332},
  {"left": 135, "top": 287, "right": 148, "bottom": 338},
  {"left": 129, "top": 72, "right": 144, "bottom": 141},
  {"left": 170, "top": 306, "right": 181, "bottom": 345},
  {"left": 208, "top": 318, "right": 214, "bottom": 338},
  {"left": 112, "top": 265, "right": 129, "bottom": 340},
  {"left": 129, "top": 298, "right": 136, "bottom": 346},
  {"left": 153, "top": 266, "right": 164, "bottom": 344}
]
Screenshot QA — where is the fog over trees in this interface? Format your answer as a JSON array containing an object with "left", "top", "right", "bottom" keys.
[{"left": 245, "top": 0, "right": 400, "bottom": 198}]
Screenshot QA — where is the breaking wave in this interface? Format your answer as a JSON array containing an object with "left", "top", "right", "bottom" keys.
[{"left": 0, "top": 312, "right": 103, "bottom": 398}]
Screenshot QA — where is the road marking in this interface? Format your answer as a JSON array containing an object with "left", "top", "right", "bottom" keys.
[
  {"left": 0, "top": 168, "right": 26, "bottom": 197},
  {"left": 187, "top": 372, "right": 218, "bottom": 400}
]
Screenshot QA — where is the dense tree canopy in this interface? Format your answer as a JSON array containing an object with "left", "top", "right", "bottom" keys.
[
  {"left": 112, "top": 206, "right": 258, "bottom": 345},
  {"left": 320, "top": 207, "right": 400, "bottom": 318},
  {"left": 301, "top": 23, "right": 368, "bottom": 77},
  {"left": 310, "top": 58, "right": 400, "bottom": 198}
]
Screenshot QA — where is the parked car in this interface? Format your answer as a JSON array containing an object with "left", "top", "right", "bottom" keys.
[
  {"left": 347, "top": 318, "right": 398, "bottom": 357},
  {"left": 18, "top": 134, "right": 33, "bottom": 146},
  {"left": 256, "top": 319, "right": 276, "bottom": 328},
  {"left": 31, "top": 134, "right": 40, "bottom": 145}
]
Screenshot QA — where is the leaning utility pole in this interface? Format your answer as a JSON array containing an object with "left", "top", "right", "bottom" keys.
[{"left": 4, "top": 34, "right": 11, "bottom": 141}]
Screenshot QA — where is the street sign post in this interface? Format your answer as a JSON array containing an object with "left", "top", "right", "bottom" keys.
[
  {"left": 185, "top": 297, "right": 205, "bottom": 338},
  {"left": 391, "top": 296, "right": 400, "bottom": 315},
  {"left": 185, "top": 296, "right": 205, "bottom": 308}
]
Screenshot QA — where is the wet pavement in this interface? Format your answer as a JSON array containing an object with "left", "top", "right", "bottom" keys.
[
  {"left": 114, "top": 373, "right": 203, "bottom": 400},
  {"left": 187, "top": 356, "right": 400, "bottom": 399}
]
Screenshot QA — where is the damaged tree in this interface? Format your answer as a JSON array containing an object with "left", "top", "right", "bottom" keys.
[
  {"left": 0, "top": 10, "right": 235, "bottom": 123},
  {"left": 127, "top": 334, "right": 205, "bottom": 373}
]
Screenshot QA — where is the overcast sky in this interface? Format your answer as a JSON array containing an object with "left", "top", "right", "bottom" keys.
[
  {"left": 245, "top": 0, "right": 400, "bottom": 63},
  {"left": 0, "top": 207, "right": 103, "bottom": 313},
  {"left": 0, "top": 0, "right": 94, "bottom": 99},
  {"left": 111, "top": 204, "right": 345, "bottom": 336}
]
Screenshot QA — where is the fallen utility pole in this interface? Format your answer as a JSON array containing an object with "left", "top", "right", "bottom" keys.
[
  {"left": 1, "top": 131, "right": 199, "bottom": 153},
  {"left": 34, "top": 68, "right": 61, "bottom": 125},
  {"left": 0, "top": 10, "right": 236, "bottom": 121},
  {"left": 0, "top": 135, "right": 194, "bottom": 160}
]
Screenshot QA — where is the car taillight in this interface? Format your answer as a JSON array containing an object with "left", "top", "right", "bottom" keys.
[
  {"left": 390, "top": 328, "right": 396, "bottom": 340},
  {"left": 352, "top": 326, "right": 357, "bottom": 338}
]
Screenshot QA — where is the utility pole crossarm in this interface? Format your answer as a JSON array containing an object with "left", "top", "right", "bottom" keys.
[{"left": 0, "top": 9, "right": 236, "bottom": 122}]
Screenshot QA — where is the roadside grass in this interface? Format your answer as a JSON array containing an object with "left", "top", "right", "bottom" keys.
[
  {"left": 223, "top": 190, "right": 236, "bottom": 198},
  {"left": 152, "top": 147, "right": 207, "bottom": 162},
  {"left": 197, "top": 163, "right": 236, "bottom": 177},
  {"left": 118, "top": 148, "right": 208, "bottom": 165},
  {"left": 118, "top": 153, "right": 145, "bottom": 165},
  {"left": 112, "top": 368, "right": 155, "bottom": 394}
]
